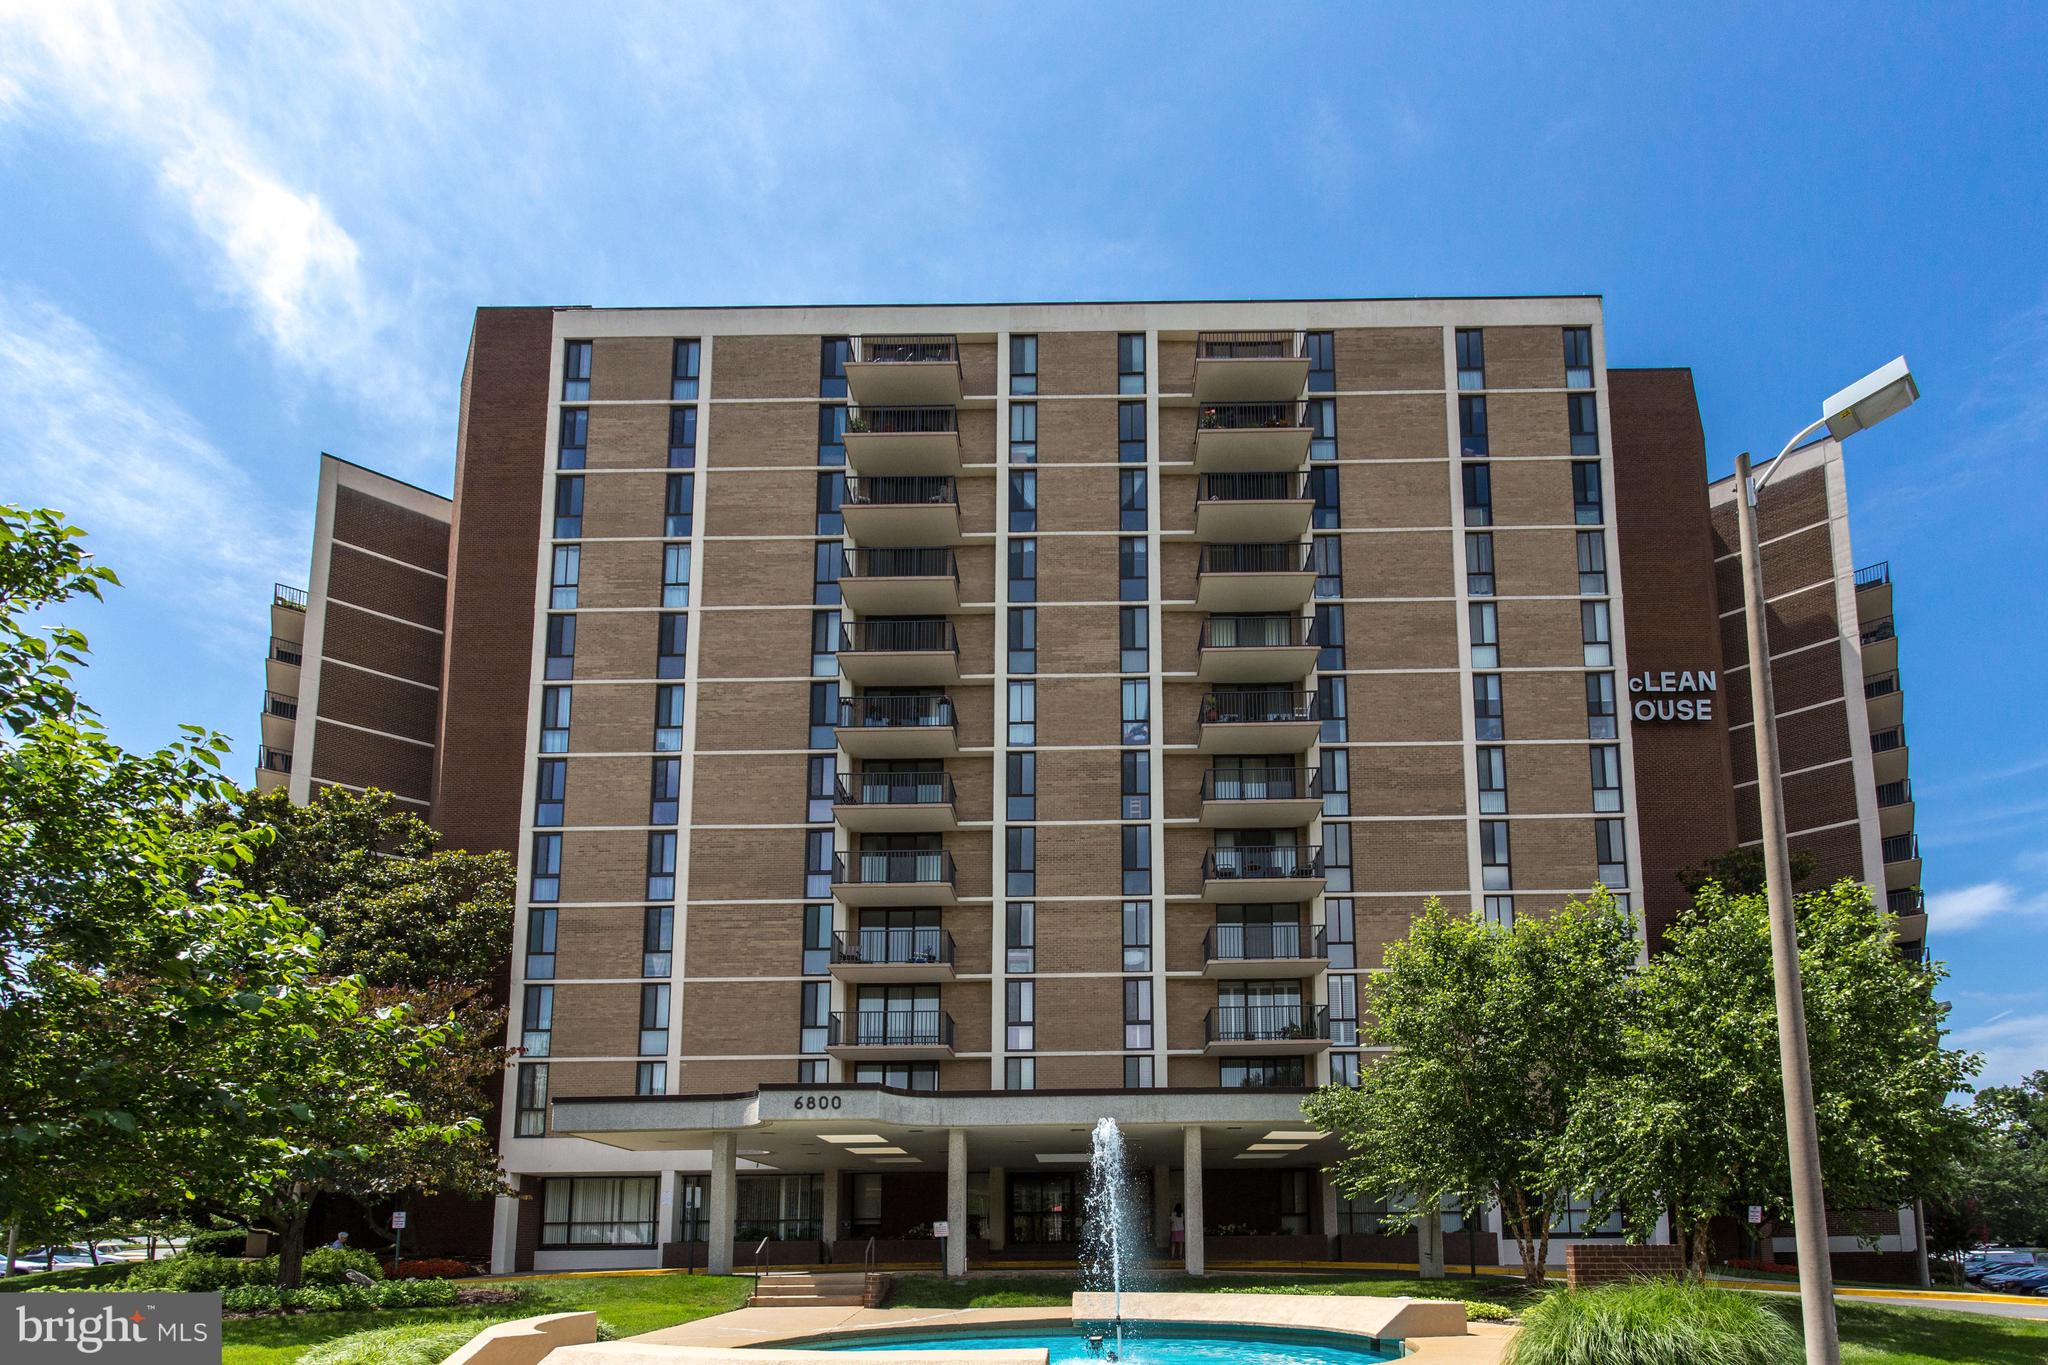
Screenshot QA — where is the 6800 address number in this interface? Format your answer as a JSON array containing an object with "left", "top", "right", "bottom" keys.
[{"left": 792, "top": 1094, "right": 843, "bottom": 1111}]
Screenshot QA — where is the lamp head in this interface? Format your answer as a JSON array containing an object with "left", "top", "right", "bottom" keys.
[{"left": 1822, "top": 356, "right": 1917, "bottom": 439}]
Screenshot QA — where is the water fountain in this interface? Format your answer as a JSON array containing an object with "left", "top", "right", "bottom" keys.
[{"left": 1081, "top": 1116, "right": 1145, "bottom": 1360}]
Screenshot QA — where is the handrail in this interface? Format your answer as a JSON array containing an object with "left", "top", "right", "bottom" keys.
[
  {"left": 832, "top": 928, "right": 955, "bottom": 967},
  {"left": 832, "top": 849, "right": 958, "bottom": 886},
  {"left": 838, "top": 694, "right": 957, "bottom": 730},
  {"left": 1196, "top": 401, "right": 1311, "bottom": 432},
  {"left": 1887, "top": 888, "right": 1924, "bottom": 914},
  {"left": 844, "top": 475, "right": 959, "bottom": 508},
  {"left": 1868, "top": 725, "right": 1906, "bottom": 753},
  {"left": 846, "top": 405, "right": 958, "bottom": 436},
  {"left": 1854, "top": 561, "right": 1891, "bottom": 589},
  {"left": 1196, "top": 331, "right": 1303, "bottom": 360},
  {"left": 858, "top": 335, "right": 958, "bottom": 365},
  {"left": 1876, "top": 778, "right": 1912, "bottom": 807},
  {"left": 841, "top": 619, "right": 959, "bottom": 654},
  {"left": 1204, "top": 1003, "right": 1329, "bottom": 1043},
  {"left": 1204, "top": 922, "right": 1328, "bottom": 963},
  {"left": 751, "top": 1236, "right": 770, "bottom": 1275},
  {"left": 269, "top": 636, "right": 304, "bottom": 666},
  {"left": 257, "top": 748, "right": 293, "bottom": 774},
  {"left": 1863, "top": 671, "right": 1900, "bottom": 699},
  {"left": 829, "top": 1009, "right": 955, "bottom": 1048},
  {"left": 1881, "top": 833, "right": 1919, "bottom": 862},
  {"left": 846, "top": 548, "right": 959, "bottom": 582},
  {"left": 264, "top": 691, "right": 299, "bottom": 720},
  {"left": 1198, "top": 688, "right": 1317, "bottom": 725},
  {"left": 1199, "top": 615, "right": 1317, "bottom": 650},
  {"left": 835, "top": 772, "right": 956, "bottom": 806},
  {"left": 1859, "top": 616, "right": 1896, "bottom": 645},
  {"left": 273, "top": 583, "right": 308, "bottom": 610},
  {"left": 864, "top": 1236, "right": 878, "bottom": 1272},
  {"left": 1197, "top": 472, "right": 1311, "bottom": 501},
  {"left": 1202, "top": 845, "right": 1325, "bottom": 881},
  {"left": 1201, "top": 767, "right": 1322, "bottom": 802},
  {"left": 1199, "top": 543, "right": 1315, "bottom": 576}
]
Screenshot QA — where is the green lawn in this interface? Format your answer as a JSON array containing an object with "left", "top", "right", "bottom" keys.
[{"left": 1818, "top": 1301, "right": 2048, "bottom": 1365}]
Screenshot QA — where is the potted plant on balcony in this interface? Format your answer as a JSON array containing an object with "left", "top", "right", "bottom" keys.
[
  {"left": 1199, "top": 407, "right": 1221, "bottom": 430},
  {"left": 846, "top": 414, "right": 871, "bottom": 434}
]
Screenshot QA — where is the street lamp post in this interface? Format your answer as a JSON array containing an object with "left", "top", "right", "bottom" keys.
[{"left": 1735, "top": 356, "right": 1917, "bottom": 1365}]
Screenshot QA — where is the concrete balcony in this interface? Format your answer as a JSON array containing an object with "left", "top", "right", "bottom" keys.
[
  {"left": 832, "top": 850, "right": 958, "bottom": 907},
  {"left": 826, "top": 1009, "right": 955, "bottom": 1060},
  {"left": 842, "top": 475, "right": 961, "bottom": 546},
  {"left": 1196, "top": 688, "right": 1320, "bottom": 755},
  {"left": 1193, "top": 472, "right": 1313, "bottom": 541},
  {"left": 1199, "top": 767, "right": 1322, "bottom": 827},
  {"left": 1197, "top": 616, "right": 1318, "bottom": 684},
  {"left": 845, "top": 336, "right": 962, "bottom": 408},
  {"left": 1200, "top": 845, "right": 1325, "bottom": 904},
  {"left": 1202, "top": 924, "right": 1328, "bottom": 980},
  {"left": 830, "top": 929, "right": 956, "bottom": 984},
  {"left": 1196, "top": 543, "right": 1317, "bottom": 614},
  {"left": 253, "top": 746, "right": 293, "bottom": 794},
  {"left": 1863, "top": 669, "right": 1903, "bottom": 732},
  {"left": 265, "top": 634, "right": 303, "bottom": 696},
  {"left": 1192, "top": 333, "right": 1308, "bottom": 403},
  {"left": 260, "top": 691, "right": 298, "bottom": 752},
  {"left": 844, "top": 408, "right": 962, "bottom": 477},
  {"left": 838, "top": 548, "right": 961, "bottom": 615},
  {"left": 835, "top": 694, "right": 960, "bottom": 760},
  {"left": 834, "top": 772, "right": 958, "bottom": 833},
  {"left": 1193, "top": 403, "right": 1315, "bottom": 473},
  {"left": 1202, "top": 1004, "right": 1331, "bottom": 1055},
  {"left": 838, "top": 619, "right": 960, "bottom": 687},
  {"left": 1868, "top": 723, "right": 1909, "bottom": 785},
  {"left": 1854, "top": 560, "right": 1892, "bottom": 620},
  {"left": 1881, "top": 833, "right": 1921, "bottom": 892},
  {"left": 1876, "top": 777, "right": 1914, "bottom": 840},
  {"left": 1859, "top": 615, "right": 1898, "bottom": 675}
]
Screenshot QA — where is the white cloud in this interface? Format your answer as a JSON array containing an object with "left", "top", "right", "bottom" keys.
[
  {"left": 1950, "top": 1012, "right": 2048, "bottom": 1088},
  {"left": 0, "top": 289, "right": 301, "bottom": 653},
  {"left": 1927, "top": 879, "right": 2048, "bottom": 933}
]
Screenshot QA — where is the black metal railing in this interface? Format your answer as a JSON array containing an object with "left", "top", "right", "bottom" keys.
[
  {"left": 1888, "top": 888, "right": 1924, "bottom": 915},
  {"left": 846, "top": 548, "right": 959, "bottom": 582},
  {"left": 264, "top": 691, "right": 299, "bottom": 720},
  {"left": 1196, "top": 401, "right": 1311, "bottom": 432},
  {"left": 835, "top": 772, "right": 956, "bottom": 807},
  {"left": 738, "top": 1220, "right": 821, "bottom": 1244},
  {"left": 840, "top": 619, "right": 959, "bottom": 654},
  {"left": 1197, "top": 472, "right": 1311, "bottom": 503},
  {"left": 1876, "top": 778, "right": 1913, "bottom": 808},
  {"left": 858, "top": 335, "right": 958, "bottom": 365},
  {"left": 1202, "top": 845, "right": 1325, "bottom": 881},
  {"left": 1859, "top": 616, "right": 1896, "bottom": 645},
  {"left": 1198, "top": 688, "right": 1318, "bottom": 726},
  {"left": 273, "top": 583, "right": 308, "bottom": 610},
  {"left": 1204, "top": 1004, "right": 1329, "bottom": 1044},
  {"left": 258, "top": 748, "right": 293, "bottom": 774},
  {"left": 270, "top": 636, "right": 303, "bottom": 666},
  {"left": 829, "top": 1010, "right": 954, "bottom": 1049},
  {"left": 845, "top": 406, "right": 959, "bottom": 436},
  {"left": 1881, "top": 833, "right": 1919, "bottom": 863},
  {"left": 1205, "top": 923, "right": 1327, "bottom": 963},
  {"left": 1854, "top": 561, "right": 1890, "bottom": 589},
  {"left": 832, "top": 850, "right": 957, "bottom": 887},
  {"left": 838, "top": 694, "right": 957, "bottom": 731},
  {"left": 1863, "top": 670, "right": 1900, "bottom": 699},
  {"left": 1199, "top": 543, "right": 1314, "bottom": 576},
  {"left": 844, "top": 474, "right": 960, "bottom": 509},
  {"left": 1201, "top": 767, "right": 1322, "bottom": 802},
  {"left": 1199, "top": 616, "right": 1316, "bottom": 650},
  {"left": 832, "top": 928, "right": 954, "bottom": 967},
  {"left": 1869, "top": 725, "right": 1906, "bottom": 753},
  {"left": 1196, "top": 331, "right": 1303, "bottom": 360}
]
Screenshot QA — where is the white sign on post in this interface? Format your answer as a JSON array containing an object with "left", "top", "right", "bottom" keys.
[
  {"left": 390, "top": 1211, "right": 408, "bottom": 1230},
  {"left": 932, "top": 1221, "right": 950, "bottom": 1239},
  {"left": 1747, "top": 1206, "right": 1763, "bottom": 1225}
]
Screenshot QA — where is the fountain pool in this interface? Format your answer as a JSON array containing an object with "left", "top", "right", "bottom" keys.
[{"left": 825, "top": 1322, "right": 1401, "bottom": 1363}]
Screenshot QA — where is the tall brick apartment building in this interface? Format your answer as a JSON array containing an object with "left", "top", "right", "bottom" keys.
[{"left": 262, "top": 299, "right": 1923, "bottom": 1276}]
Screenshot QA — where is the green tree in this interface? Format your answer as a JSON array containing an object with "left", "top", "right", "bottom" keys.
[
  {"left": 1574, "top": 879, "right": 1977, "bottom": 1277},
  {"left": 1959, "top": 1070, "right": 2048, "bottom": 1247},
  {"left": 1304, "top": 892, "right": 1638, "bottom": 1286},
  {"left": 1676, "top": 846, "right": 1817, "bottom": 898}
]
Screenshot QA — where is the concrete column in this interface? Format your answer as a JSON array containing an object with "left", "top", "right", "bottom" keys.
[
  {"left": 946, "top": 1128, "right": 969, "bottom": 1278},
  {"left": 1152, "top": 1165, "right": 1173, "bottom": 1250},
  {"left": 987, "top": 1166, "right": 1007, "bottom": 1252},
  {"left": 1318, "top": 1169, "right": 1340, "bottom": 1245},
  {"left": 821, "top": 1168, "right": 842, "bottom": 1254},
  {"left": 707, "top": 1132, "right": 737, "bottom": 1275},
  {"left": 489, "top": 1192, "right": 521, "bottom": 1275},
  {"left": 1182, "top": 1125, "right": 1205, "bottom": 1277},
  {"left": 1419, "top": 1207, "right": 1446, "bottom": 1279}
]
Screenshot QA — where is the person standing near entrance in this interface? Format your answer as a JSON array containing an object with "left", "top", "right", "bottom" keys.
[{"left": 1170, "top": 1205, "right": 1185, "bottom": 1258}]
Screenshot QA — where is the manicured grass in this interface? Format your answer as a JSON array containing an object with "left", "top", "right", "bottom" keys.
[
  {"left": 0, "top": 1261, "right": 148, "bottom": 1290},
  {"left": 1803, "top": 1300, "right": 2048, "bottom": 1365}
]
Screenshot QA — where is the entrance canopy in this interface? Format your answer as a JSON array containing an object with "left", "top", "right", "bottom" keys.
[{"left": 549, "top": 1083, "right": 1341, "bottom": 1172}]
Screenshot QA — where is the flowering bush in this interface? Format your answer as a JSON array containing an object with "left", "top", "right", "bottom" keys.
[{"left": 382, "top": 1257, "right": 476, "bottom": 1280}]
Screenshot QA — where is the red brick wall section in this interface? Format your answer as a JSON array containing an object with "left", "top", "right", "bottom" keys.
[
  {"left": 432, "top": 307, "right": 554, "bottom": 855},
  {"left": 1608, "top": 369, "right": 1740, "bottom": 950},
  {"left": 1563, "top": 1242, "right": 1684, "bottom": 1288}
]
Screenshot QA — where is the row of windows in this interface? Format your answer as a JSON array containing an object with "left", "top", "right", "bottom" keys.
[
  {"left": 1478, "top": 817, "right": 1630, "bottom": 892},
  {"left": 1457, "top": 392, "right": 1600, "bottom": 458},
  {"left": 1474, "top": 672, "right": 1619, "bottom": 743},
  {"left": 1454, "top": 326, "right": 1595, "bottom": 394},
  {"left": 1460, "top": 461, "right": 1602, "bottom": 528}
]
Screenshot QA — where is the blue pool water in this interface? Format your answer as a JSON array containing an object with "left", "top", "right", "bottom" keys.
[{"left": 825, "top": 1321, "right": 1400, "bottom": 1363}]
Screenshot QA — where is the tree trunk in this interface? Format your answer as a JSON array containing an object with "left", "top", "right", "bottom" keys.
[
  {"left": 4, "top": 1219, "right": 17, "bottom": 1276},
  {"left": 86, "top": 1240, "right": 99, "bottom": 1267},
  {"left": 275, "top": 1206, "right": 311, "bottom": 1290},
  {"left": 146, "top": 1235, "right": 156, "bottom": 1261},
  {"left": 1687, "top": 1220, "right": 1712, "bottom": 1281}
]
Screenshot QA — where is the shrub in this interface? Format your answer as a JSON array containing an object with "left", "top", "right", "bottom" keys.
[
  {"left": 296, "top": 1317, "right": 504, "bottom": 1365},
  {"left": 1459, "top": 1300, "right": 1515, "bottom": 1323},
  {"left": 124, "top": 1255, "right": 267, "bottom": 1292},
  {"left": 183, "top": 1229, "right": 252, "bottom": 1258},
  {"left": 219, "top": 1279, "right": 458, "bottom": 1315},
  {"left": 294, "top": 1247, "right": 386, "bottom": 1284},
  {"left": 1507, "top": 1280, "right": 1799, "bottom": 1365},
  {"left": 384, "top": 1256, "right": 476, "bottom": 1280}
]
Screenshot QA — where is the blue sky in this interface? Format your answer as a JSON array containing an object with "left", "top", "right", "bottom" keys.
[{"left": 2, "top": 3, "right": 2042, "bottom": 1081}]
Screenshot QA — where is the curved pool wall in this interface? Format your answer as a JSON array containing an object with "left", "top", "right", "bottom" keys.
[{"left": 820, "top": 1320, "right": 1402, "bottom": 1364}]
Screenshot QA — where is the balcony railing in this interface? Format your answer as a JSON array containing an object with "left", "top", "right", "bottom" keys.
[
  {"left": 258, "top": 748, "right": 293, "bottom": 774},
  {"left": 1196, "top": 332, "right": 1302, "bottom": 360},
  {"left": 836, "top": 772, "right": 956, "bottom": 808},
  {"left": 844, "top": 475, "right": 959, "bottom": 508},
  {"left": 1205, "top": 1004, "right": 1328, "bottom": 1044},
  {"left": 830, "top": 1009, "right": 954, "bottom": 1049},
  {"left": 1202, "top": 845, "right": 1324, "bottom": 881},
  {"left": 1869, "top": 724, "right": 1906, "bottom": 753},
  {"left": 1199, "top": 543, "right": 1314, "bottom": 576},
  {"left": 270, "top": 636, "right": 304, "bottom": 666},
  {"left": 1863, "top": 671, "right": 1900, "bottom": 699},
  {"left": 838, "top": 694, "right": 956, "bottom": 731},
  {"left": 1854, "top": 561, "right": 1891, "bottom": 589},
  {"left": 858, "top": 335, "right": 958, "bottom": 365},
  {"left": 1881, "top": 833, "right": 1919, "bottom": 863},
  {"left": 1876, "top": 778, "right": 1913, "bottom": 808},
  {"left": 840, "top": 619, "right": 959, "bottom": 654},
  {"left": 1197, "top": 472, "right": 1310, "bottom": 503},
  {"left": 1196, "top": 401, "right": 1310, "bottom": 432},
  {"left": 1199, "top": 616, "right": 1317, "bottom": 650},
  {"left": 273, "top": 583, "right": 308, "bottom": 611},
  {"left": 845, "top": 548, "right": 959, "bottom": 583},
  {"left": 1888, "top": 888, "right": 1925, "bottom": 915},
  {"left": 1859, "top": 616, "right": 1896, "bottom": 645},
  {"left": 846, "top": 406, "right": 959, "bottom": 436},
  {"left": 1199, "top": 688, "right": 1318, "bottom": 725},
  {"left": 1205, "top": 923, "right": 1327, "bottom": 964},
  {"left": 1201, "top": 767, "right": 1322, "bottom": 802},
  {"left": 833, "top": 850, "right": 957, "bottom": 888},
  {"left": 832, "top": 928, "right": 954, "bottom": 968},
  {"left": 265, "top": 692, "right": 299, "bottom": 720}
]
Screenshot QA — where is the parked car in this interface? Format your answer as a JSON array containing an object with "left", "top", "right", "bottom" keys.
[
  {"left": 5, "top": 1246, "right": 97, "bottom": 1274},
  {"left": 1981, "top": 1266, "right": 2048, "bottom": 1293}
]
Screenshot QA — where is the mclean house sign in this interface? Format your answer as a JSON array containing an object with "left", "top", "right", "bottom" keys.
[{"left": 1629, "top": 669, "right": 1718, "bottom": 722}]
